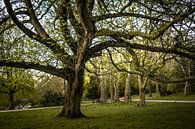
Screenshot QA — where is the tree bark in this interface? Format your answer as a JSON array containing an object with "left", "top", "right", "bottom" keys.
[
  {"left": 138, "top": 75, "right": 146, "bottom": 106},
  {"left": 184, "top": 62, "right": 191, "bottom": 96},
  {"left": 57, "top": 69, "right": 85, "bottom": 118},
  {"left": 100, "top": 76, "right": 107, "bottom": 103},
  {"left": 184, "top": 81, "right": 188, "bottom": 96},
  {"left": 109, "top": 75, "right": 114, "bottom": 101},
  {"left": 148, "top": 82, "right": 152, "bottom": 97},
  {"left": 114, "top": 78, "right": 120, "bottom": 102},
  {"left": 8, "top": 92, "right": 14, "bottom": 110},
  {"left": 124, "top": 74, "right": 131, "bottom": 102},
  {"left": 156, "top": 82, "right": 160, "bottom": 97}
]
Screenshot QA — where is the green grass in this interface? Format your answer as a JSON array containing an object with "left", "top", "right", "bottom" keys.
[
  {"left": 131, "top": 93, "right": 195, "bottom": 101},
  {"left": 0, "top": 103, "right": 195, "bottom": 129},
  {"left": 146, "top": 93, "right": 195, "bottom": 100}
]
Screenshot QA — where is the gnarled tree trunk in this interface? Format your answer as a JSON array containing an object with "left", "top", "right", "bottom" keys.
[{"left": 57, "top": 69, "right": 85, "bottom": 118}]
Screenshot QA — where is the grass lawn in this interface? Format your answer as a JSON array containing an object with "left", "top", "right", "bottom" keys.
[
  {"left": 0, "top": 103, "right": 195, "bottom": 129},
  {"left": 146, "top": 93, "right": 195, "bottom": 100},
  {"left": 131, "top": 93, "right": 195, "bottom": 101}
]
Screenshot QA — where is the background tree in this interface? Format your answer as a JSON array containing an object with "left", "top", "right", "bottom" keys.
[
  {"left": 0, "top": 67, "right": 35, "bottom": 109},
  {"left": 85, "top": 75, "right": 100, "bottom": 103},
  {"left": 40, "top": 91, "right": 64, "bottom": 107},
  {"left": 124, "top": 74, "right": 132, "bottom": 102},
  {"left": 172, "top": 58, "right": 195, "bottom": 95}
]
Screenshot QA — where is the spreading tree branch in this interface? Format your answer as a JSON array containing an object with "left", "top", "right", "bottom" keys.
[
  {"left": 107, "top": 49, "right": 195, "bottom": 83},
  {"left": 3, "top": 0, "right": 72, "bottom": 65},
  {"left": 0, "top": 60, "right": 70, "bottom": 79},
  {"left": 0, "top": 90, "right": 9, "bottom": 94},
  {"left": 93, "top": 12, "right": 167, "bottom": 22},
  {"left": 95, "top": 8, "right": 195, "bottom": 40},
  {"left": 24, "top": 0, "right": 50, "bottom": 38},
  {"left": 87, "top": 40, "right": 195, "bottom": 60}
]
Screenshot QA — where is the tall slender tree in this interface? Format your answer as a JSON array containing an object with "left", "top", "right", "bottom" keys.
[{"left": 124, "top": 74, "right": 131, "bottom": 102}]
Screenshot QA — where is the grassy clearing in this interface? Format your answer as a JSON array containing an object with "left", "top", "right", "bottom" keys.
[
  {"left": 146, "top": 93, "right": 195, "bottom": 100},
  {"left": 0, "top": 103, "right": 195, "bottom": 129},
  {"left": 131, "top": 93, "right": 195, "bottom": 101}
]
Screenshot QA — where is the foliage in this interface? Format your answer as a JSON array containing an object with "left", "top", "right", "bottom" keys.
[
  {"left": 36, "top": 76, "right": 64, "bottom": 97},
  {"left": 85, "top": 76, "right": 100, "bottom": 102},
  {"left": 31, "top": 76, "right": 65, "bottom": 107},
  {"left": 0, "top": 94, "right": 8, "bottom": 108},
  {"left": 0, "top": 67, "right": 35, "bottom": 109},
  {"left": 40, "top": 91, "right": 64, "bottom": 107}
]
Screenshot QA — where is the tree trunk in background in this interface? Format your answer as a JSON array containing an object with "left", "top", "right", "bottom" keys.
[
  {"left": 184, "top": 81, "right": 188, "bottom": 96},
  {"left": 114, "top": 78, "right": 120, "bottom": 102},
  {"left": 109, "top": 75, "right": 114, "bottom": 102},
  {"left": 148, "top": 82, "right": 152, "bottom": 97},
  {"left": 57, "top": 69, "right": 85, "bottom": 118},
  {"left": 8, "top": 92, "right": 14, "bottom": 110},
  {"left": 100, "top": 77, "right": 107, "bottom": 103},
  {"left": 182, "top": 61, "right": 191, "bottom": 96},
  {"left": 124, "top": 74, "right": 131, "bottom": 102},
  {"left": 61, "top": 79, "right": 67, "bottom": 96},
  {"left": 156, "top": 82, "right": 160, "bottom": 97},
  {"left": 138, "top": 75, "right": 146, "bottom": 106}
]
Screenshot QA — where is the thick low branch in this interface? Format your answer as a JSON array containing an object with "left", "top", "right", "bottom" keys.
[
  {"left": 152, "top": 76, "right": 195, "bottom": 83},
  {"left": 93, "top": 12, "right": 167, "bottom": 22},
  {"left": 107, "top": 49, "right": 139, "bottom": 75},
  {"left": 0, "top": 60, "right": 69, "bottom": 79},
  {"left": 87, "top": 40, "right": 195, "bottom": 60},
  {"left": 107, "top": 50, "right": 195, "bottom": 84},
  {"left": 0, "top": 90, "right": 9, "bottom": 94}
]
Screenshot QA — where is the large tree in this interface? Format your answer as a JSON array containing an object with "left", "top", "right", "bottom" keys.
[{"left": 0, "top": 0, "right": 194, "bottom": 118}]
